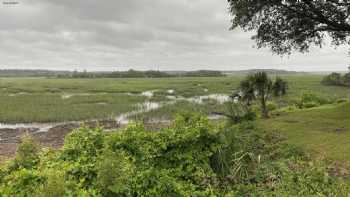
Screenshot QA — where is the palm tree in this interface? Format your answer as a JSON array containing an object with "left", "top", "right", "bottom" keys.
[
  {"left": 252, "top": 72, "right": 273, "bottom": 118},
  {"left": 238, "top": 72, "right": 287, "bottom": 118},
  {"left": 238, "top": 75, "right": 256, "bottom": 106},
  {"left": 273, "top": 77, "right": 288, "bottom": 98}
]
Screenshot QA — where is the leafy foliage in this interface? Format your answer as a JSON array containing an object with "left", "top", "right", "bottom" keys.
[
  {"left": 228, "top": 0, "right": 350, "bottom": 54},
  {"left": 238, "top": 72, "right": 288, "bottom": 118},
  {"left": 297, "top": 92, "right": 330, "bottom": 109},
  {"left": 322, "top": 72, "right": 343, "bottom": 86},
  {"left": 0, "top": 114, "right": 349, "bottom": 196},
  {"left": 216, "top": 100, "right": 257, "bottom": 125},
  {"left": 273, "top": 77, "right": 288, "bottom": 97},
  {"left": 322, "top": 72, "right": 350, "bottom": 86},
  {"left": 11, "top": 136, "right": 40, "bottom": 170}
]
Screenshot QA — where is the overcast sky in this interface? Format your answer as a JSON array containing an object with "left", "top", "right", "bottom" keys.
[{"left": 0, "top": 0, "right": 349, "bottom": 72}]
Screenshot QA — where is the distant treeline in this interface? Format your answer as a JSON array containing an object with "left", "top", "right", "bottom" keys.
[
  {"left": 0, "top": 69, "right": 225, "bottom": 78},
  {"left": 322, "top": 72, "right": 350, "bottom": 86},
  {"left": 0, "top": 69, "right": 70, "bottom": 77},
  {"left": 56, "top": 70, "right": 172, "bottom": 78},
  {"left": 224, "top": 69, "right": 307, "bottom": 75},
  {"left": 58, "top": 69, "right": 225, "bottom": 78}
]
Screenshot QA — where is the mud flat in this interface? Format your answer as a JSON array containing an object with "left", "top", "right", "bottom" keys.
[
  {"left": 0, "top": 100, "right": 165, "bottom": 159},
  {"left": 0, "top": 120, "right": 121, "bottom": 159}
]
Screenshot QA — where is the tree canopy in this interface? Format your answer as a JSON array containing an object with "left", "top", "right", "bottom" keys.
[{"left": 228, "top": 0, "right": 350, "bottom": 54}]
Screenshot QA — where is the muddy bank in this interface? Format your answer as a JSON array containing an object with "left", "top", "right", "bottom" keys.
[
  {"left": 0, "top": 99, "right": 166, "bottom": 158},
  {"left": 0, "top": 119, "right": 173, "bottom": 160},
  {"left": 0, "top": 120, "right": 121, "bottom": 159}
]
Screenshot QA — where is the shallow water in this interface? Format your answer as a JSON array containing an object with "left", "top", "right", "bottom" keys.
[
  {"left": 61, "top": 92, "right": 109, "bottom": 99},
  {"left": 141, "top": 90, "right": 155, "bottom": 98},
  {"left": 0, "top": 93, "right": 231, "bottom": 132},
  {"left": 116, "top": 101, "right": 162, "bottom": 124},
  {"left": 0, "top": 123, "right": 62, "bottom": 133},
  {"left": 8, "top": 92, "right": 30, "bottom": 97},
  {"left": 61, "top": 93, "right": 93, "bottom": 99},
  {"left": 167, "top": 94, "right": 230, "bottom": 104},
  {"left": 192, "top": 94, "right": 230, "bottom": 104},
  {"left": 167, "top": 89, "right": 175, "bottom": 94}
]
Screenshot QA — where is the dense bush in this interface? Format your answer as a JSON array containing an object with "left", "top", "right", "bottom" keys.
[
  {"left": 0, "top": 114, "right": 349, "bottom": 196},
  {"left": 322, "top": 72, "right": 350, "bottom": 86},
  {"left": 266, "top": 102, "right": 278, "bottom": 111},
  {"left": 297, "top": 92, "right": 330, "bottom": 109},
  {"left": 11, "top": 136, "right": 40, "bottom": 170},
  {"left": 322, "top": 72, "right": 343, "bottom": 86},
  {"left": 221, "top": 101, "right": 257, "bottom": 125}
]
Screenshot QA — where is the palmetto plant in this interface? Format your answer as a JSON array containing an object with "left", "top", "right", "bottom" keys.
[
  {"left": 253, "top": 72, "right": 273, "bottom": 118},
  {"left": 239, "top": 75, "right": 256, "bottom": 106},
  {"left": 238, "top": 72, "right": 288, "bottom": 118},
  {"left": 273, "top": 77, "right": 288, "bottom": 97}
]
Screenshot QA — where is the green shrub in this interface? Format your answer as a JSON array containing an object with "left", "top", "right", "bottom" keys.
[
  {"left": 322, "top": 72, "right": 342, "bottom": 86},
  {"left": 61, "top": 126, "right": 104, "bottom": 161},
  {"left": 105, "top": 113, "right": 222, "bottom": 188},
  {"left": 0, "top": 114, "right": 349, "bottom": 196},
  {"left": 0, "top": 168, "right": 43, "bottom": 196},
  {"left": 343, "top": 73, "right": 350, "bottom": 86},
  {"left": 297, "top": 92, "right": 329, "bottom": 109},
  {"left": 35, "top": 169, "right": 66, "bottom": 197},
  {"left": 302, "top": 101, "right": 320, "bottom": 108},
  {"left": 211, "top": 122, "right": 285, "bottom": 181},
  {"left": 337, "top": 98, "right": 348, "bottom": 104},
  {"left": 266, "top": 102, "right": 277, "bottom": 111},
  {"left": 60, "top": 127, "right": 104, "bottom": 188},
  {"left": 11, "top": 135, "right": 40, "bottom": 170},
  {"left": 132, "top": 169, "right": 197, "bottom": 197},
  {"left": 223, "top": 101, "right": 257, "bottom": 125},
  {"left": 96, "top": 150, "right": 135, "bottom": 196}
]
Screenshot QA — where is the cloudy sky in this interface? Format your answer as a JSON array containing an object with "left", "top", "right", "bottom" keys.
[{"left": 0, "top": 0, "right": 349, "bottom": 72}]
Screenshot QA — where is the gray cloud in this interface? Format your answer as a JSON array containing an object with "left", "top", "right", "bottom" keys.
[{"left": 0, "top": 0, "right": 348, "bottom": 71}]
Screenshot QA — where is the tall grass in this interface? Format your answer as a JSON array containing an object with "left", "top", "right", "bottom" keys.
[
  {"left": 0, "top": 75, "right": 349, "bottom": 123},
  {"left": 0, "top": 93, "right": 144, "bottom": 123}
]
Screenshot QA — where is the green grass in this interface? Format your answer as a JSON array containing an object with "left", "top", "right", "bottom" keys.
[
  {"left": 284, "top": 75, "right": 350, "bottom": 101},
  {"left": 132, "top": 100, "right": 226, "bottom": 121},
  {"left": 0, "top": 75, "right": 349, "bottom": 123},
  {"left": 0, "top": 75, "right": 349, "bottom": 99},
  {"left": 0, "top": 77, "right": 240, "bottom": 97},
  {"left": 259, "top": 102, "right": 350, "bottom": 164},
  {"left": 0, "top": 93, "right": 145, "bottom": 123}
]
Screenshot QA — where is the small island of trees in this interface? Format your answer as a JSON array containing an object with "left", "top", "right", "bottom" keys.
[{"left": 322, "top": 72, "right": 350, "bottom": 86}]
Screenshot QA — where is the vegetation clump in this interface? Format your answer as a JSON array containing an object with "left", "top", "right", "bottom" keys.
[
  {"left": 322, "top": 72, "right": 350, "bottom": 87},
  {"left": 228, "top": 1, "right": 350, "bottom": 55},
  {"left": 0, "top": 113, "right": 349, "bottom": 196},
  {"left": 238, "top": 72, "right": 288, "bottom": 118},
  {"left": 297, "top": 92, "right": 331, "bottom": 109}
]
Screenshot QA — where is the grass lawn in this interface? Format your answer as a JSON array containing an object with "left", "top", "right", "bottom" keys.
[{"left": 259, "top": 102, "right": 350, "bottom": 164}]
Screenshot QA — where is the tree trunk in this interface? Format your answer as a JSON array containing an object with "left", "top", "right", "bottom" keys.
[{"left": 261, "top": 97, "right": 269, "bottom": 119}]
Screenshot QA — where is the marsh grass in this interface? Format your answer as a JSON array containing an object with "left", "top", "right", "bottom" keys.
[
  {"left": 0, "top": 93, "right": 145, "bottom": 123},
  {"left": 131, "top": 99, "right": 226, "bottom": 122},
  {"left": 0, "top": 75, "right": 349, "bottom": 123}
]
